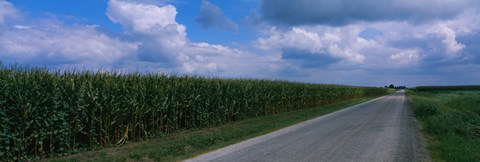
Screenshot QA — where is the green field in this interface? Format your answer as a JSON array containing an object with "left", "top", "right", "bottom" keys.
[
  {"left": 407, "top": 87, "right": 480, "bottom": 161},
  {"left": 0, "top": 65, "right": 389, "bottom": 161},
  {"left": 414, "top": 85, "right": 480, "bottom": 91}
]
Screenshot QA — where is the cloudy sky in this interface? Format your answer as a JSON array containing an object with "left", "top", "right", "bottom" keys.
[{"left": 1, "top": 0, "right": 479, "bottom": 86}]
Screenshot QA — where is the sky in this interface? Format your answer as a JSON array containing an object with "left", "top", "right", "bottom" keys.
[{"left": 1, "top": 0, "right": 479, "bottom": 87}]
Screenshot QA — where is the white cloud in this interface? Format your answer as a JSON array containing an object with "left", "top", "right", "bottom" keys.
[
  {"left": 446, "top": 11, "right": 480, "bottom": 35},
  {"left": 105, "top": 0, "right": 278, "bottom": 77},
  {"left": 106, "top": 0, "right": 186, "bottom": 46},
  {"left": 368, "top": 17, "right": 473, "bottom": 62},
  {"left": 0, "top": 22, "right": 139, "bottom": 65},
  {"left": 389, "top": 49, "right": 420, "bottom": 65},
  {"left": 178, "top": 42, "right": 277, "bottom": 76},
  {"left": 252, "top": 10, "right": 480, "bottom": 74},
  {"left": 430, "top": 24, "right": 465, "bottom": 56},
  {"left": 255, "top": 26, "right": 368, "bottom": 64},
  {"left": 0, "top": 1, "right": 139, "bottom": 67},
  {"left": 0, "top": 0, "right": 18, "bottom": 26},
  {"left": 107, "top": 0, "right": 187, "bottom": 60},
  {"left": 107, "top": 0, "right": 177, "bottom": 33}
]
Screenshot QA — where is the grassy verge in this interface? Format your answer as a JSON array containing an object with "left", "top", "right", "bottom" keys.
[
  {"left": 407, "top": 90, "right": 480, "bottom": 161},
  {"left": 44, "top": 97, "right": 378, "bottom": 162}
]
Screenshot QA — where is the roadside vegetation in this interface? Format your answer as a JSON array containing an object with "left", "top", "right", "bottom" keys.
[
  {"left": 415, "top": 85, "right": 480, "bottom": 91},
  {"left": 407, "top": 86, "right": 480, "bottom": 161},
  {"left": 0, "top": 65, "right": 389, "bottom": 161}
]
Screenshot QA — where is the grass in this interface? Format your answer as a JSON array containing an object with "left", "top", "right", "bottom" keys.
[
  {"left": 44, "top": 97, "right": 378, "bottom": 162},
  {"left": 407, "top": 90, "right": 480, "bottom": 162}
]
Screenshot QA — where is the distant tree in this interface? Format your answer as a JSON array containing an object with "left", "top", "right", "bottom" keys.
[
  {"left": 384, "top": 85, "right": 388, "bottom": 88},
  {"left": 389, "top": 84, "right": 395, "bottom": 88}
]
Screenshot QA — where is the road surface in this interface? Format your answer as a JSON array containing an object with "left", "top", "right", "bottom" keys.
[{"left": 186, "top": 90, "right": 429, "bottom": 162}]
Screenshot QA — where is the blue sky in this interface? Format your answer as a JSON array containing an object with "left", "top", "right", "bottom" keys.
[{"left": 1, "top": 0, "right": 479, "bottom": 86}]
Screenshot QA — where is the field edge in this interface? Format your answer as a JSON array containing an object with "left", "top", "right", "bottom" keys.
[{"left": 45, "top": 96, "right": 385, "bottom": 162}]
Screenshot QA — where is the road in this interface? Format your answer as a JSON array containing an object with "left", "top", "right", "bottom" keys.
[{"left": 185, "top": 90, "right": 429, "bottom": 162}]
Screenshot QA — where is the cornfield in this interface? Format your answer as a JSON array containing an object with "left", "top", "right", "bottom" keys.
[{"left": 0, "top": 65, "right": 388, "bottom": 161}]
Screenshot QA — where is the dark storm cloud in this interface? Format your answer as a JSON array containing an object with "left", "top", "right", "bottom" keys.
[
  {"left": 260, "top": 0, "right": 478, "bottom": 26},
  {"left": 196, "top": 0, "right": 239, "bottom": 31}
]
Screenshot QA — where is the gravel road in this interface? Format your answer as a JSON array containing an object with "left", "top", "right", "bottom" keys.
[{"left": 186, "top": 90, "right": 429, "bottom": 162}]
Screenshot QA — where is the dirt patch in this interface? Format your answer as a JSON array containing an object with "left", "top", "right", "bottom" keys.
[{"left": 183, "top": 145, "right": 194, "bottom": 152}]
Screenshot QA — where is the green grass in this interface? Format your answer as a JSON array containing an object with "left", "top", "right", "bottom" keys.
[
  {"left": 407, "top": 90, "right": 480, "bottom": 162},
  {"left": 44, "top": 97, "right": 377, "bottom": 162}
]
